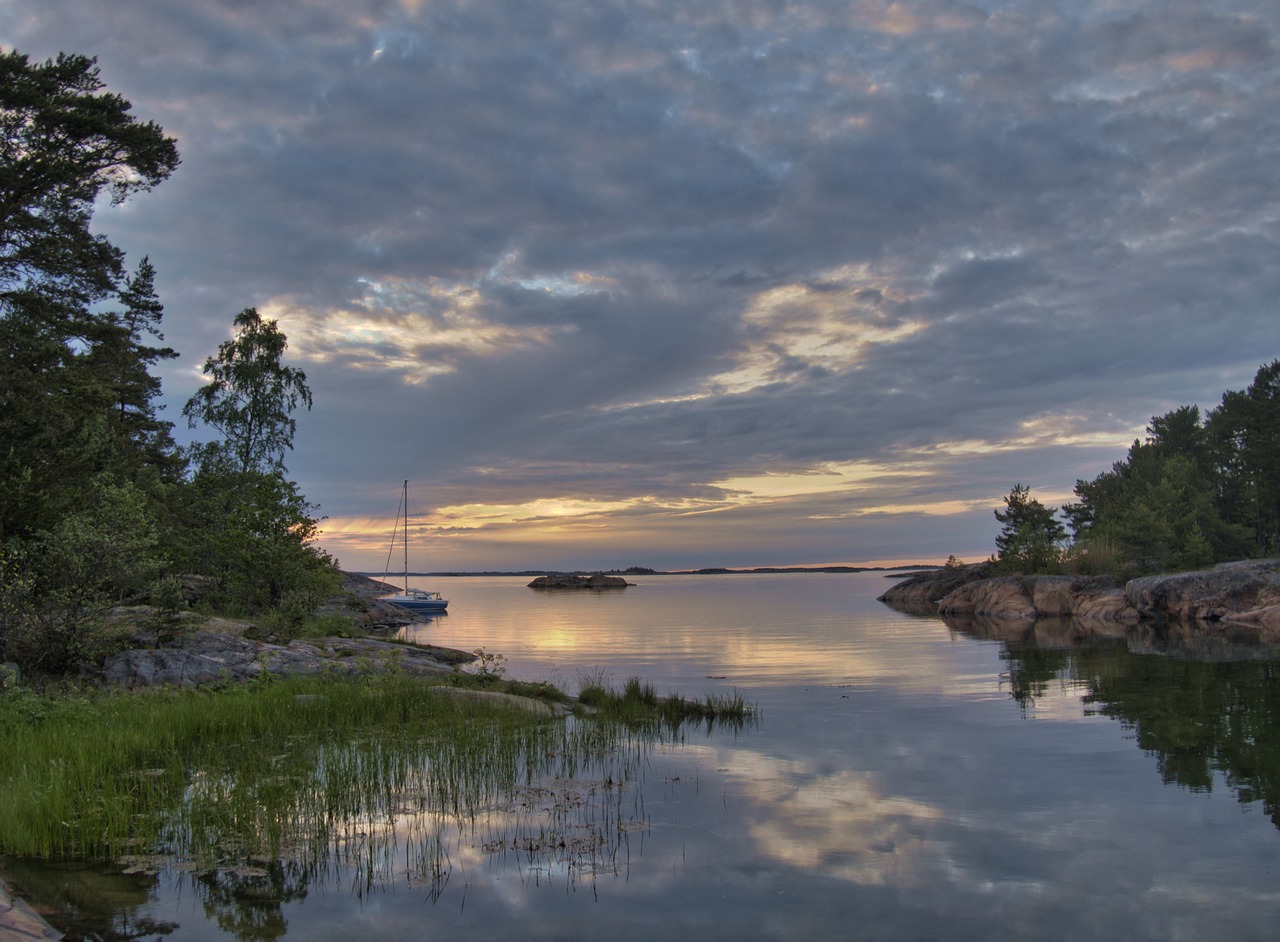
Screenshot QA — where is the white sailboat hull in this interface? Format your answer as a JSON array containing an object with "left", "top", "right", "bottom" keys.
[{"left": 385, "top": 589, "right": 448, "bottom": 612}]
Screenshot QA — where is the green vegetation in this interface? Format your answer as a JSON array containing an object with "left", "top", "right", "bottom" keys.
[
  {"left": 438, "top": 652, "right": 754, "bottom": 728},
  {"left": 993, "top": 484, "right": 1067, "bottom": 575},
  {"left": 0, "top": 669, "right": 750, "bottom": 865},
  {"left": 0, "top": 50, "right": 336, "bottom": 673},
  {"left": 576, "top": 671, "right": 754, "bottom": 731},
  {"left": 991, "top": 360, "right": 1280, "bottom": 577}
]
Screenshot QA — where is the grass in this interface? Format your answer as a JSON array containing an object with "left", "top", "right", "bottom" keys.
[
  {"left": 0, "top": 674, "right": 589, "bottom": 861},
  {"left": 576, "top": 672, "right": 755, "bottom": 731},
  {"left": 0, "top": 665, "right": 751, "bottom": 867}
]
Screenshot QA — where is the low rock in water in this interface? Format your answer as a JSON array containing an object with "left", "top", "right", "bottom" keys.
[{"left": 527, "top": 573, "right": 632, "bottom": 589}]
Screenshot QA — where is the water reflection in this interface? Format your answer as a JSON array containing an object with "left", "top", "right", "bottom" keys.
[
  {"left": 944, "top": 611, "right": 1280, "bottom": 829},
  {"left": 194, "top": 864, "right": 307, "bottom": 942},
  {"left": 7, "top": 574, "right": 1280, "bottom": 941},
  {"left": 0, "top": 857, "right": 172, "bottom": 941},
  {"left": 727, "top": 757, "right": 944, "bottom": 886},
  {"left": 3, "top": 716, "right": 668, "bottom": 941}
]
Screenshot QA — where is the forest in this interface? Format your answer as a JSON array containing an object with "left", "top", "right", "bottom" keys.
[
  {"left": 993, "top": 360, "right": 1280, "bottom": 577},
  {"left": 0, "top": 51, "right": 338, "bottom": 675}
]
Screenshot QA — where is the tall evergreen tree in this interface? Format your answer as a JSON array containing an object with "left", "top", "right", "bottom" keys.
[
  {"left": 994, "top": 483, "right": 1066, "bottom": 573},
  {"left": 85, "top": 256, "right": 181, "bottom": 478},
  {"left": 0, "top": 51, "right": 179, "bottom": 311},
  {"left": 1, "top": 51, "right": 179, "bottom": 539},
  {"left": 1206, "top": 360, "right": 1280, "bottom": 554}
]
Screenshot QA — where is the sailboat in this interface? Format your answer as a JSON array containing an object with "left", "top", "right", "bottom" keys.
[{"left": 380, "top": 480, "right": 449, "bottom": 613}]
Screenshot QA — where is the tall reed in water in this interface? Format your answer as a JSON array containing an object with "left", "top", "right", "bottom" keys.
[
  {"left": 0, "top": 668, "right": 737, "bottom": 868},
  {"left": 0, "top": 674, "right": 636, "bottom": 863}
]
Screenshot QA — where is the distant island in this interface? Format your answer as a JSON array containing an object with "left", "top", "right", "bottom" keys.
[{"left": 356, "top": 564, "right": 942, "bottom": 578}]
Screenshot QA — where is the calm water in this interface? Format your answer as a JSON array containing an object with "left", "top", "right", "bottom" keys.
[{"left": 8, "top": 572, "right": 1280, "bottom": 940}]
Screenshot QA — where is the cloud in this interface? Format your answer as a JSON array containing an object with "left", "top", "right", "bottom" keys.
[{"left": 6, "top": 0, "right": 1279, "bottom": 568}]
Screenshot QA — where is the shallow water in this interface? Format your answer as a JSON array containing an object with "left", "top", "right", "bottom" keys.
[{"left": 7, "top": 572, "right": 1280, "bottom": 940}]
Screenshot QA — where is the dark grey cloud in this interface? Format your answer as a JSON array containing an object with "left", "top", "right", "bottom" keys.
[{"left": 5, "top": 0, "right": 1279, "bottom": 568}]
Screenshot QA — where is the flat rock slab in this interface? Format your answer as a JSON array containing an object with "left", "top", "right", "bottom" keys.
[
  {"left": 0, "top": 877, "right": 61, "bottom": 942},
  {"left": 99, "top": 631, "right": 472, "bottom": 688}
]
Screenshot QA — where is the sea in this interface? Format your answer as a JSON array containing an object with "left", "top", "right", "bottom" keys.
[{"left": 6, "top": 571, "right": 1280, "bottom": 940}]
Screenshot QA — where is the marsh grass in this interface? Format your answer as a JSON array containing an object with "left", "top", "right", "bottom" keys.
[
  {"left": 0, "top": 668, "right": 738, "bottom": 876},
  {"left": 576, "top": 673, "right": 755, "bottom": 733},
  {"left": 0, "top": 674, "right": 631, "bottom": 865}
]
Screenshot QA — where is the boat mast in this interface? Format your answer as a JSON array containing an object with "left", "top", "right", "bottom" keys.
[{"left": 402, "top": 479, "right": 410, "bottom": 594}]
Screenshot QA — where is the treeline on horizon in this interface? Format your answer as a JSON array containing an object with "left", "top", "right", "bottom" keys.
[
  {"left": 1, "top": 51, "right": 337, "bottom": 675},
  {"left": 993, "top": 359, "right": 1280, "bottom": 578}
]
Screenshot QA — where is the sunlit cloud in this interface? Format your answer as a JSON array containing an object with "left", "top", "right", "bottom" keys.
[
  {"left": 705, "top": 266, "right": 926, "bottom": 395},
  {"left": 812, "top": 497, "right": 994, "bottom": 519},
  {"left": 263, "top": 279, "right": 576, "bottom": 384},
  {"left": 907, "top": 413, "right": 1145, "bottom": 458},
  {"left": 319, "top": 493, "right": 723, "bottom": 563},
  {"left": 714, "top": 459, "right": 927, "bottom": 501}
]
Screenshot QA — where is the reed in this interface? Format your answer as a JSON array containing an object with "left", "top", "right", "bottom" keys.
[
  {"left": 576, "top": 673, "right": 755, "bottom": 732},
  {"left": 0, "top": 669, "right": 735, "bottom": 868},
  {"left": 0, "top": 675, "right": 598, "bottom": 861}
]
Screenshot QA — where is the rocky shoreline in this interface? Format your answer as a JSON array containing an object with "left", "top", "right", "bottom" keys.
[
  {"left": 880, "top": 559, "right": 1280, "bottom": 645},
  {"left": 87, "top": 571, "right": 473, "bottom": 689}
]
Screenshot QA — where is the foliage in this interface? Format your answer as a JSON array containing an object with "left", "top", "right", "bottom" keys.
[
  {"left": 9, "top": 475, "right": 166, "bottom": 672},
  {"left": 1058, "top": 364, "right": 1278, "bottom": 576},
  {"left": 1206, "top": 360, "right": 1280, "bottom": 555},
  {"left": 296, "top": 612, "right": 362, "bottom": 640},
  {"left": 169, "top": 462, "right": 339, "bottom": 626},
  {"left": 442, "top": 668, "right": 569, "bottom": 704},
  {"left": 1, "top": 48, "right": 338, "bottom": 675},
  {"left": 575, "top": 671, "right": 753, "bottom": 731},
  {"left": 466, "top": 647, "right": 508, "bottom": 682},
  {"left": 0, "top": 52, "right": 181, "bottom": 542},
  {"left": 0, "top": 674, "right": 577, "bottom": 861},
  {"left": 0, "top": 51, "right": 179, "bottom": 309},
  {"left": 0, "top": 543, "right": 34, "bottom": 663},
  {"left": 182, "top": 308, "right": 312, "bottom": 476},
  {"left": 0, "top": 671, "right": 748, "bottom": 864},
  {"left": 85, "top": 256, "right": 182, "bottom": 477},
  {"left": 993, "top": 484, "right": 1066, "bottom": 574}
]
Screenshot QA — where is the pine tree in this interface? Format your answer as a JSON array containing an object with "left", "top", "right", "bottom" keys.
[{"left": 994, "top": 484, "right": 1066, "bottom": 574}]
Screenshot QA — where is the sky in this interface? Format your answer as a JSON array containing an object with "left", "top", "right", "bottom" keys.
[{"left": 4, "top": 0, "right": 1278, "bottom": 572}]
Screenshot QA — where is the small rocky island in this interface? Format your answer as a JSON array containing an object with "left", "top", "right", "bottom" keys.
[{"left": 527, "top": 573, "right": 632, "bottom": 589}]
